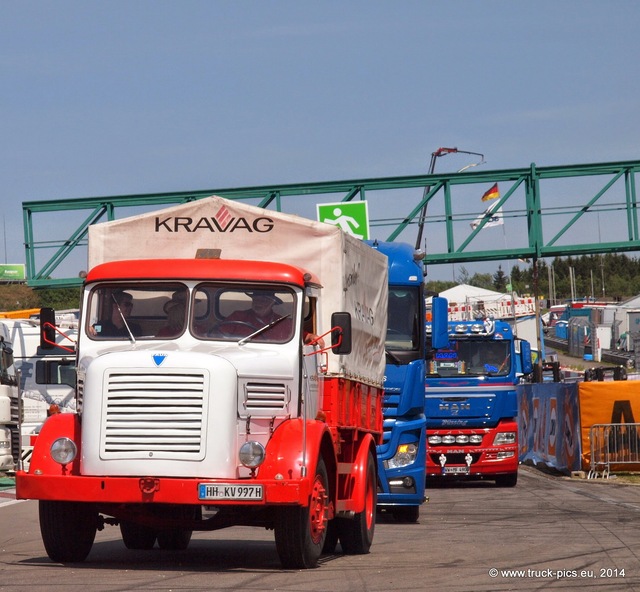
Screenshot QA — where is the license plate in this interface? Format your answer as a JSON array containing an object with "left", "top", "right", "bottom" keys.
[
  {"left": 198, "top": 483, "right": 264, "bottom": 501},
  {"left": 444, "top": 466, "right": 469, "bottom": 474}
]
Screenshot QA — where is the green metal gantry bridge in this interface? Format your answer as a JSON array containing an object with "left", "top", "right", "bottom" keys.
[{"left": 22, "top": 159, "right": 640, "bottom": 288}]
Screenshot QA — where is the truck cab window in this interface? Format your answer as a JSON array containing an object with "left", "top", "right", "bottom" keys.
[
  {"left": 36, "top": 360, "right": 76, "bottom": 388},
  {"left": 88, "top": 284, "right": 188, "bottom": 340},
  {"left": 428, "top": 340, "right": 511, "bottom": 376},
  {"left": 0, "top": 340, "right": 16, "bottom": 386},
  {"left": 193, "top": 285, "right": 296, "bottom": 343},
  {"left": 386, "top": 288, "right": 420, "bottom": 351}
]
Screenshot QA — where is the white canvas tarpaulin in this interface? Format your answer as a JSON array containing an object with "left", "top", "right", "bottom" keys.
[{"left": 88, "top": 196, "right": 388, "bottom": 386}]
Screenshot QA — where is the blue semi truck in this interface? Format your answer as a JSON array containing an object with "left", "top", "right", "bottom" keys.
[
  {"left": 367, "top": 240, "right": 428, "bottom": 522},
  {"left": 424, "top": 314, "right": 533, "bottom": 487}
]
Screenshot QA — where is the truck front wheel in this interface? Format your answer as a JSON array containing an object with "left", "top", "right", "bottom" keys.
[
  {"left": 39, "top": 500, "right": 98, "bottom": 563},
  {"left": 337, "top": 450, "right": 376, "bottom": 554},
  {"left": 392, "top": 505, "right": 420, "bottom": 523},
  {"left": 495, "top": 472, "right": 518, "bottom": 487},
  {"left": 156, "top": 505, "right": 199, "bottom": 550},
  {"left": 120, "top": 521, "right": 157, "bottom": 550},
  {"left": 275, "top": 457, "right": 329, "bottom": 569}
]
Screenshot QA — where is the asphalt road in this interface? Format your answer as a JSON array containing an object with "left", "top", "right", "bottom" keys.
[{"left": 1, "top": 467, "right": 639, "bottom": 591}]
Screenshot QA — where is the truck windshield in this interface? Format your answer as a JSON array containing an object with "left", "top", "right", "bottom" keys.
[
  {"left": 86, "top": 283, "right": 297, "bottom": 344},
  {"left": 386, "top": 287, "right": 420, "bottom": 351},
  {"left": 427, "top": 340, "right": 511, "bottom": 377},
  {"left": 192, "top": 284, "right": 296, "bottom": 344},
  {"left": 87, "top": 284, "right": 189, "bottom": 340}
]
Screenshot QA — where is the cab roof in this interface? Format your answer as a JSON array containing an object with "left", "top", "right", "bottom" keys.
[{"left": 86, "top": 258, "right": 319, "bottom": 288}]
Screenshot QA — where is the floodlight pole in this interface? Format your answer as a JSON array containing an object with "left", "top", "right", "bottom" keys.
[{"left": 415, "top": 147, "right": 485, "bottom": 252}]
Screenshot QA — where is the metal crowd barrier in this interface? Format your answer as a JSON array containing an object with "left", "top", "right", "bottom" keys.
[
  {"left": 588, "top": 423, "right": 640, "bottom": 479},
  {"left": 584, "top": 366, "right": 628, "bottom": 382}
]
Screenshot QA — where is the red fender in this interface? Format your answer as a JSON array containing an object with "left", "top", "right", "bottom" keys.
[
  {"left": 349, "top": 434, "right": 377, "bottom": 514},
  {"left": 25, "top": 413, "right": 82, "bottom": 475},
  {"left": 259, "top": 418, "right": 332, "bottom": 484}
]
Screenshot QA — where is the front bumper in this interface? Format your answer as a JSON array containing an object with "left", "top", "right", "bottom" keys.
[
  {"left": 426, "top": 446, "right": 518, "bottom": 477},
  {"left": 376, "top": 464, "right": 426, "bottom": 506},
  {"left": 16, "top": 472, "right": 309, "bottom": 506}
]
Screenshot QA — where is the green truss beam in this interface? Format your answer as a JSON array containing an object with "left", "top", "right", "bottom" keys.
[{"left": 22, "top": 159, "right": 640, "bottom": 288}]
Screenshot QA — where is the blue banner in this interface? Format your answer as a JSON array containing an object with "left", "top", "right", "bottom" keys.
[{"left": 518, "top": 383, "right": 581, "bottom": 474}]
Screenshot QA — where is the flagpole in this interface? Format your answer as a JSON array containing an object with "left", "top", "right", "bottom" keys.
[{"left": 501, "top": 222, "right": 518, "bottom": 336}]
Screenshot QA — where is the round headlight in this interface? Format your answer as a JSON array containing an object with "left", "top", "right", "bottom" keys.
[
  {"left": 50, "top": 437, "right": 77, "bottom": 465},
  {"left": 239, "top": 441, "right": 266, "bottom": 468},
  {"left": 456, "top": 435, "right": 469, "bottom": 444},
  {"left": 470, "top": 434, "right": 483, "bottom": 444},
  {"left": 442, "top": 435, "right": 456, "bottom": 444},
  {"left": 428, "top": 435, "right": 442, "bottom": 445}
]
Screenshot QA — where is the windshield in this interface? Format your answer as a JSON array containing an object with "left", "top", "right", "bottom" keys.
[
  {"left": 86, "top": 282, "right": 296, "bottom": 344},
  {"left": 192, "top": 284, "right": 296, "bottom": 344},
  {"left": 386, "top": 287, "right": 421, "bottom": 351},
  {"left": 427, "top": 339, "right": 511, "bottom": 377},
  {"left": 87, "top": 284, "right": 188, "bottom": 340}
]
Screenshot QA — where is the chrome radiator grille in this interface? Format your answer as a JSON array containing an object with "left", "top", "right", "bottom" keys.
[{"left": 101, "top": 370, "right": 207, "bottom": 459}]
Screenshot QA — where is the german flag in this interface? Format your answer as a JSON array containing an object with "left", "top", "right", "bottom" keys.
[{"left": 481, "top": 183, "right": 500, "bottom": 202}]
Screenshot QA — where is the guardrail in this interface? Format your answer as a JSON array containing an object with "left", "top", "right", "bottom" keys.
[{"left": 588, "top": 423, "right": 640, "bottom": 479}]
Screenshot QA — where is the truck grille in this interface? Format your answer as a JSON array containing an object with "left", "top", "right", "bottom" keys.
[
  {"left": 381, "top": 390, "right": 401, "bottom": 444},
  {"left": 242, "top": 381, "right": 289, "bottom": 415},
  {"left": 102, "top": 370, "right": 207, "bottom": 459},
  {"left": 429, "top": 452, "right": 482, "bottom": 465}
]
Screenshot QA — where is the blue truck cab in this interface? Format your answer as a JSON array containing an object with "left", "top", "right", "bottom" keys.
[
  {"left": 425, "top": 312, "right": 532, "bottom": 487},
  {"left": 366, "top": 240, "right": 427, "bottom": 522}
]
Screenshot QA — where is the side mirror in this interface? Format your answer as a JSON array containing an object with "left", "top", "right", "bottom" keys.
[
  {"left": 40, "top": 307, "right": 56, "bottom": 350},
  {"left": 520, "top": 340, "right": 533, "bottom": 375},
  {"left": 330, "top": 312, "right": 352, "bottom": 355},
  {"left": 431, "top": 297, "right": 449, "bottom": 350}
]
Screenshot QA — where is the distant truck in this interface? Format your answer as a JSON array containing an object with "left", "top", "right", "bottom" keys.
[
  {"left": 0, "top": 322, "right": 19, "bottom": 473},
  {"left": 2, "top": 313, "right": 77, "bottom": 470},
  {"left": 366, "top": 240, "right": 427, "bottom": 522},
  {"left": 425, "top": 312, "right": 533, "bottom": 487},
  {"left": 17, "top": 196, "right": 387, "bottom": 569}
]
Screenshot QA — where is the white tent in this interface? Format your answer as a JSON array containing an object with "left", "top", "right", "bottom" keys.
[
  {"left": 434, "top": 284, "right": 507, "bottom": 305},
  {"left": 427, "top": 284, "right": 536, "bottom": 320}
]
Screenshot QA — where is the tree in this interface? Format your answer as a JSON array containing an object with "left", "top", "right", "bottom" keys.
[
  {"left": 0, "top": 285, "right": 81, "bottom": 313},
  {"left": 492, "top": 265, "right": 508, "bottom": 292},
  {"left": 425, "top": 280, "right": 457, "bottom": 296},
  {"left": 455, "top": 266, "right": 471, "bottom": 285},
  {"left": 0, "top": 285, "right": 40, "bottom": 311},
  {"left": 469, "top": 272, "right": 493, "bottom": 290},
  {"left": 37, "top": 288, "right": 82, "bottom": 310}
]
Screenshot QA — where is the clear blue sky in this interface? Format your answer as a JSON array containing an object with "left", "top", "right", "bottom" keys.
[{"left": 2, "top": 1, "right": 639, "bottom": 280}]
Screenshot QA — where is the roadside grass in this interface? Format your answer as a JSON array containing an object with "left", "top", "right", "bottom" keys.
[{"left": 609, "top": 472, "right": 640, "bottom": 484}]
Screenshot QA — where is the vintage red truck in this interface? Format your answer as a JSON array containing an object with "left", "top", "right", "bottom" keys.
[{"left": 17, "top": 196, "right": 388, "bottom": 569}]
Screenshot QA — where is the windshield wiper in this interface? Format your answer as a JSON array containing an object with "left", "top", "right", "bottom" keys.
[
  {"left": 238, "top": 315, "right": 291, "bottom": 346},
  {"left": 111, "top": 294, "right": 136, "bottom": 344}
]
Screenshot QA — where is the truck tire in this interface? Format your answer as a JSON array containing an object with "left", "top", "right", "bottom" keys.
[
  {"left": 156, "top": 505, "right": 199, "bottom": 550},
  {"left": 391, "top": 505, "right": 420, "bottom": 524},
  {"left": 322, "top": 519, "right": 339, "bottom": 554},
  {"left": 337, "top": 450, "right": 376, "bottom": 554},
  {"left": 495, "top": 472, "right": 518, "bottom": 487},
  {"left": 120, "top": 521, "right": 157, "bottom": 550},
  {"left": 275, "top": 457, "right": 329, "bottom": 569},
  {"left": 39, "top": 500, "right": 98, "bottom": 563}
]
